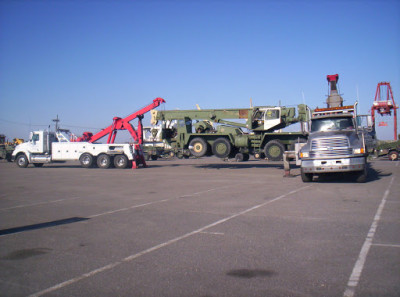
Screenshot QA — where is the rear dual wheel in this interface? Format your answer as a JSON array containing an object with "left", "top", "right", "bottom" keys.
[
  {"left": 114, "top": 154, "right": 129, "bottom": 169},
  {"left": 97, "top": 154, "right": 112, "bottom": 169}
]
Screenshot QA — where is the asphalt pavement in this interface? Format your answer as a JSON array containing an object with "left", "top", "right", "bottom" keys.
[{"left": 0, "top": 157, "right": 399, "bottom": 297}]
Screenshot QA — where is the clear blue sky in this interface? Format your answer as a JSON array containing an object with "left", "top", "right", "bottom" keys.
[{"left": 1, "top": 0, "right": 399, "bottom": 141}]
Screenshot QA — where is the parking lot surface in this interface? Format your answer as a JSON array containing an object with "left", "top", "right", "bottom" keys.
[{"left": 0, "top": 158, "right": 399, "bottom": 297}]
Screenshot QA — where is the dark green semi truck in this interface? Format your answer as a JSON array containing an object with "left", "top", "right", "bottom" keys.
[
  {"left": 150, "top": 104, "right": 308, "bottom": 161},
  {"left": 375, "top": 137, "right": 400, "bottom": 160},
  {"left": 0, "top": 134, "right": 15, "bottom": 162}
]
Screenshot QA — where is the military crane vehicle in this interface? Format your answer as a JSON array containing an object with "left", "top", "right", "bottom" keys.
[{"left": 151, "top": 104, "right": 308, "bottom": 161}]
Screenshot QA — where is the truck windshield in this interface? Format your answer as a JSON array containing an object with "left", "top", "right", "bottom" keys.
[{"left": 311, "top": 117, "right": 354, "bottom": 132}]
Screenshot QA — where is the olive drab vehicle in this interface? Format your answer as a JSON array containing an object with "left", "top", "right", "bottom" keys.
[
  {"left": 151, "top": 103, "right": 309, "bottom": 161},
  {"left": 0, "top": 134, "right": 16, "bottom": 162}
]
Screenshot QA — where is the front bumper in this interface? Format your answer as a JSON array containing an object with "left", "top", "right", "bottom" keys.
[{"left": 301, "top": 157, "right": 365, "bottom": 173}]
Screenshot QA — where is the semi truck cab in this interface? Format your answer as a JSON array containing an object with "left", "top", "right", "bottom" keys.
[{"left": 299, "top": 105, "right": 371, "bottom": 182}]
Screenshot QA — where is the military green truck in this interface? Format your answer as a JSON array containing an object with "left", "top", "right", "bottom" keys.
[
  {"left": 0, "top": 134, "right": 15, "bottom": 162},
  {"left": 142, "top": 126, "right": 175, "bottom": 160},
  {"left": 375, "top": 137, "right": 400, "bottom": 160},
  {"left": 150, "top": 104, "right": 308, "bottom": 161}
]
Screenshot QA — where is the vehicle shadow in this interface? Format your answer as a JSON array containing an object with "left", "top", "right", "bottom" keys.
[
  {"left": 0, "top": 217, "right": 89, "bottom": 236},
  {"left": 194, "top": 163, "right": 283, "bottom": 169}
]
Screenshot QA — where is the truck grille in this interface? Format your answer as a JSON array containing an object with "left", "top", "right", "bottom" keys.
[{"left": 310, "top": 136, "right": 352, "bottom": 158}]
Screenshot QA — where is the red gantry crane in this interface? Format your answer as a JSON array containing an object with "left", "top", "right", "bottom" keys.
[
  {"left": 371, "top": 82, "right": 398, "bottom": 140},
  {"left": 75, "top": 97, "right": 166, "bottom": 168}
]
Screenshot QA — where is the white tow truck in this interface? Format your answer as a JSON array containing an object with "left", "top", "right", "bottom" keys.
[
  {"left": 12, "top": 130, "right": 136, "bottom": 169},
  {"left": 12, "top": 97, "right": 166, "bottom": 169}
]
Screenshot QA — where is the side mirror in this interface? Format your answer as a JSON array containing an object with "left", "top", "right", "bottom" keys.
[{"left": 301, "top": 121, "right": 310, "bottom": 134}]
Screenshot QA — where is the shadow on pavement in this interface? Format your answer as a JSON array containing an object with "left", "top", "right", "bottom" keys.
[{"left": 0, "top": 217, "right": 90, "bottom": 236}]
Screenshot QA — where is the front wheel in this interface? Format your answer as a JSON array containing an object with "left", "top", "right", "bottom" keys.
[
  {"left": 388, "top": 150, "right": 399, "bottom": 161},
  {"left": 264, "top": 140, "right": 285, "bottom": 161},
  {"left": 16, "top": 154, "right": 29, "bottom": 168},
  {"left": 301, "top": 168, "right": 313, "bottom": 182},
  {"left": 355, "top": 167, "right": 367, "bottom": 183}
]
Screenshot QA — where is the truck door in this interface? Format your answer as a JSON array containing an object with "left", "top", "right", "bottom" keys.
[
  {"left": 263, "top": 108, "right": 282, "bottom": 131},
  {"left": 29, "top": 132, "right": 44, "bottom": 153}
]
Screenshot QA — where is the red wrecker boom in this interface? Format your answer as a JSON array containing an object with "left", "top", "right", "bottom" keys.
[
  {"left": 76, "top": 97, "right": 166, "bottom": 144},
  {"left": 74, "top": 97, "right": 165, "bottom": 169}
]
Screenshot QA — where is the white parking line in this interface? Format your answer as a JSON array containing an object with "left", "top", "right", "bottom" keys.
[
  {"left": 88, "top": 186, "right": 232, "bottom": 218},
  {"left": 200, "top": 231, "right": 225, "bottom": 235},
  {"left": 87, "top": 199, "right": 171, "bottom": 218},
  {"left": 372, "top": 243, "right": 400, "bottom": 248},
  {"left": 343, "top": 176, "right": 395, "bottom": 297},
  {"left": 27, "top": 186, "right": 310, "bottom": 297}
]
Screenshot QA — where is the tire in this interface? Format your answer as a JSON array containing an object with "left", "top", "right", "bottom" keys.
[
  {"left": 151, "top": 155, "right": 158, "bottom": 161},
  {"left": 79, "top": 153, "right": 94, "bottom": 168},
  {"left": 235, "top": 153, "right": 244, "bottom": 162},
  {"left": 264, "top": 140, "right": 285, "bottom": 161},
  {"left": 301, "top": 168, "right": 313, "bottom": 182},
  {"left": 189, "top": 137, "right": 208, "bottom": 157},
  {"left": 212, "top": 138, "right": 232, "bottom": 158},
  {"left": 388, "top": 150, "right": 399, "bottom": 161},
  {"left": 355, "top": 167, "right": 367, "bottom": 183},
  {"left": 33, "top": 163, "right": 44, "bottom": 167},
  {"left": 97, "top": 154, "right": 112, "bottom": 169},
  {"left": 16, "top": 154, "right": 29, "bottom": 168},
  {"left": 114, "top": 154, "right": 128, "bottom": 169},
  {"left": 243, "top": 153, "right": 250, "bottom": 161}
]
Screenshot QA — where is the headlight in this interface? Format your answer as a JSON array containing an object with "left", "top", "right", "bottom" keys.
[
  {"left": 300, "top": 152, "right": 309, "bottom": 158},
  {"left": 353, "top": 148, "right": 365, "bottom": 154}
]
